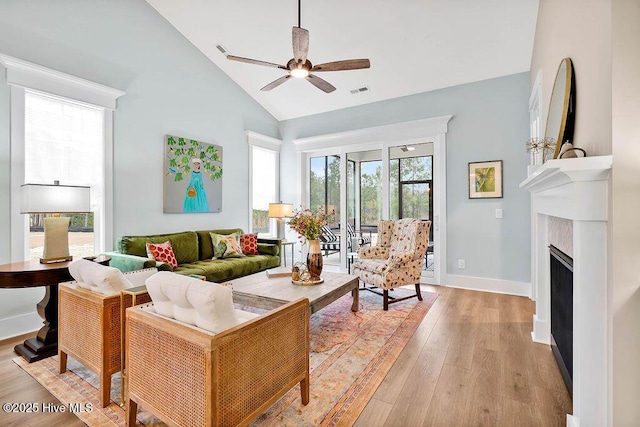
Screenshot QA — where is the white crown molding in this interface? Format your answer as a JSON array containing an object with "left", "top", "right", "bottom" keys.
[
  {"left": 245, "top": 131, "right": 282, "bottom": 151},
  {"left": 292, "top": 115, "right": 453, "bottom": 152},
  {"left": 0, "top": 53, "right": 125, "bottom": 109}
]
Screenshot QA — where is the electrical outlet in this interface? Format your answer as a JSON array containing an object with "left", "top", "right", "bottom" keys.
[
  {"left": 496, "top": 208, "right": 503, "bottom": 219},
  {"left": 458, "top": 259, "right": 465, "bottom": 269}
]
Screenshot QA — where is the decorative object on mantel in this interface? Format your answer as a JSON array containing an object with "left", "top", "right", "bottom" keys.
[
  {"left": 558, "top": 142, "right": 587, "bottom": 159},
  {"left": 288, "top": 207, "right": 333, "bottom": 280},
  {"left": 468, "top": 160, "right": 503, "bottom": 199},
  {"left": 544, "top": 58, "right": 576, "bottom": 159},
  {"left": 526, "top": 137, "right": 557, "bottom": 165},
  {"left": 164, "top": 135, "right": 223, "bottom": 213}
]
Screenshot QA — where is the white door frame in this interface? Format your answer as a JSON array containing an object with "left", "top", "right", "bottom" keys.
[{"left": 293, "top": 115, "right": 452, "bottom": 284}]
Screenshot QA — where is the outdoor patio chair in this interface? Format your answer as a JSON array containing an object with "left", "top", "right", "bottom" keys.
[
  {"left": 352, "top": 219, "right": 431, "bottom": 310},
  {"left": 319, "top": 225, "right": 352, "bottom": 256},
  {"left": 346, "top": 222, "right": 372, "bottom": 247}
]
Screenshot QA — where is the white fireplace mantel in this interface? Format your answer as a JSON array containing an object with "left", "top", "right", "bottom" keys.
[
  {"left": 521, "top": 155, "right": 612, "bottom": 427},
  {"left": 520, "top": 155, "right": 612, "bottom": 221}
]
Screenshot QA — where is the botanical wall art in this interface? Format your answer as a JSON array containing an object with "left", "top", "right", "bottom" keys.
[
  {"left": 164, "top": 135, "right": 223, "bottom": 213},
  {"left": 468, "top": 160, "right": 503, "bottom": 199}
]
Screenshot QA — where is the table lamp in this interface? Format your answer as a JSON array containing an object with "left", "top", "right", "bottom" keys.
[
  {"left": 268, "top": 202, "right": 293, "bottom": 240},
  {"left": 21, "top": 181, "right": 91, "bottom": 264}
]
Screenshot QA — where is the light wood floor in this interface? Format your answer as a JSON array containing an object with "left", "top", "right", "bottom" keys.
[
  {"left": 0, "top": 285, "right": 571, "bottom": 426},
  {"left": 356, "top": 285, "right": 572, "bottom": 426}
]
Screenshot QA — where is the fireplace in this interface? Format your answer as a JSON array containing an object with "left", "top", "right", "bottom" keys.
[
  {"left": 549, "top": 245, "right": 573, "bottom": 395},
  {"left": 520, "top": 155, "right": 611, "bottom": 426}
]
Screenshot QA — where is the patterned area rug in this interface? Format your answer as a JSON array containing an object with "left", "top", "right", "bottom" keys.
[{"left": 14, "top": 288, "right": 437, "bottom": 426}]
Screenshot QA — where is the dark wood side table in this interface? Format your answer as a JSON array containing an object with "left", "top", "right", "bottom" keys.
[{"left": 0, "top": 255, "right": 111, "bottom": 362}]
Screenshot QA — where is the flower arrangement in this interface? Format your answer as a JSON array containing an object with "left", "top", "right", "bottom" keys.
[{"left": 287, "top": 207, "right": 332, "bottom": 243}]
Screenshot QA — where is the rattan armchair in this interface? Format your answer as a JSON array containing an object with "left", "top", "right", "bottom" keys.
[
  {"left": 353, "top": 219, "right": 431, "bottom": 310},
  {"left": 58, "top": 267, "right": 156, "bottom": 407},
  {"left": 125, "top": 297, "right": 310, "bottom": 427}
]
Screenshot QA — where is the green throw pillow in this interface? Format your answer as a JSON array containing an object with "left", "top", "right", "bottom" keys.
[{"left": 210, "top": 232, "right": 244, "bottom": 259}]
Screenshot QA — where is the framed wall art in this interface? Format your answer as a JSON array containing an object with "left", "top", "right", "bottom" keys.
[
  {"left": 164, "top": 135, "right": 223, "bottom": 213},
  {"left": 468, "top": 160, "right": 503, "bottom": 199}
]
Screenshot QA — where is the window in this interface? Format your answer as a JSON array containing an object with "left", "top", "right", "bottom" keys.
[
  {"left": 390, "top": 152, "right": 433, "bottom": 220},
  {"left": 2, "top": 53, "right": 123, "bottom": 262},
  {"left": 250, "top": 145, "right": 278, "bottom": 236},
  {"left": 310, "top": 155, "right": 340, "bottom": 226},
  {"left": 247, "top": 132, "right": 282, "bottom": 238},
  {"left": 24, "top": 90, "right": 105, "bottom": 260},
  {"left": 347, "top": 160, "right": 356, "bottom": 226},
  {"left": 359, "top": 160, "right": 382, "bottom": 226}
]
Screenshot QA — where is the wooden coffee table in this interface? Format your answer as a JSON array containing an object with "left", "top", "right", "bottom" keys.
[{"left": 231, "top": 271, "right": 359, "bottom": 314}]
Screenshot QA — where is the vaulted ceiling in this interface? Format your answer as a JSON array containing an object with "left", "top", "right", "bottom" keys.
[{"left": 146, "top": 0, "right": 539, "bottom": 121}]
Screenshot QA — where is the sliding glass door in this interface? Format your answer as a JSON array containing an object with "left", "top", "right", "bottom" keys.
[
  {"left": 305, "top": 142, "right": 437, "bottom": 281},
  {"left": 389, "top": 144, "right": 434, "bottom": 277},
  {"left": 310, "top": 155, "right": 340, "bottom": 224}
]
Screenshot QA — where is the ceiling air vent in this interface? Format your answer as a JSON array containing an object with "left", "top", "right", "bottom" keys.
[
  {"left": 216, "top": 44, "right": 229, "bottom": 56},
  {"left": 350, "top": 86, "right": 369, "bottom": 95}
]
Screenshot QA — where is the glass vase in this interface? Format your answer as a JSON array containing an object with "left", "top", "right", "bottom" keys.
[{"left": 306, "top": 239, "right": 323, "bottom": 280}]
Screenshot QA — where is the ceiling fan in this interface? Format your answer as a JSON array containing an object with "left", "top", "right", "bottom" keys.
[{"left": 226, "top": 0, "right": 370, "bottom": 93}]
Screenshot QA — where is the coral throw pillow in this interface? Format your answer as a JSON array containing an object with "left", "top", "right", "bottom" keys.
[
  {"left": 146, "top": 241, "right": 179, "bottom": 269},
  {"left": 240, "top": 234, "right": 259, "bottom": 255}
]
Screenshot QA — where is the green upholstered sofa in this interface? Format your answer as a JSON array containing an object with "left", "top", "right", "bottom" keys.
[{"left": 105, "top": 229, "right": 281, "bottom": 283}]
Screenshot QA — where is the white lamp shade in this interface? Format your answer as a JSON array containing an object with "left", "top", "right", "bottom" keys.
[
  {"left": 21, "top": 183, "right": 91, "bottom": 213},
  {"left": 268, "top": 203, "right": 293, "bottom": 219}
]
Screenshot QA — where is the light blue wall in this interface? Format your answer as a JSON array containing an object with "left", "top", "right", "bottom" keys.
[
  {"left": 0, "top": 0, "right": 280, "bottom": 254},
  {"left": 0, "top": 0, "right": 280, "bottom": 338},
  {"left": 280, "top": 73, "right": 531, "bottom": 283}
]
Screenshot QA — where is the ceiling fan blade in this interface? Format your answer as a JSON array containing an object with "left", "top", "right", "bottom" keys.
[
  {"left": 227, "top": 55, "right": 287, "bottom": 70},
  {"left": 305, "top": 74, "right": 336, "bottom": 93},
  {"left": 292, "top": 26, "right": 309, "bottom": 64},
  {"left": 311, "top": 59, "right": 371, "bottom": 72},
  {"left": 260, "top": 75, "right": 292, "bottom": 91}
]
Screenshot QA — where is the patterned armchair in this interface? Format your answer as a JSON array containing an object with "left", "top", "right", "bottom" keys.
[{"left": 352, "top": 219, "right": 431, "bottom": 310}]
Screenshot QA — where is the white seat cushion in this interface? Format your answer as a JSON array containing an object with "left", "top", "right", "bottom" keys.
[
  {"left": 145, "top": 271, "right": 240, "bottom": 334},
  {"left": 68, "top": 259, "right": 133, "bottom": 295}
]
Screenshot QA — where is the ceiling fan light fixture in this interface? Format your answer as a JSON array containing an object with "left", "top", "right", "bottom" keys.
[
  {"left": 290, "top": 68, "right": 309, "bottom": 78},
  {"left": 225, "top": 0, "right": 369, "bottom": 93}
]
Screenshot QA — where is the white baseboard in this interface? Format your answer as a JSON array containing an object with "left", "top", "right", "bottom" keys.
[
  {"left": 532, "top": 314, "right": 550, "bottom": 344},
  {"left": 567, "top": 414, "right": 579, "bottom": 427},
  {"left": 0, "top": 312, "right": 41, "bottom": 341},
  {"left": 444, "top": 274, "right": 531, "bottom": 297}
]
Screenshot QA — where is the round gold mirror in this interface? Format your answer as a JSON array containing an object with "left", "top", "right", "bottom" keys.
[{"left": 545, "top": 58, "right": 576, "bottom": 159}]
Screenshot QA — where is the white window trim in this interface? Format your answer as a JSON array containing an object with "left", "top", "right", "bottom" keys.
[
  {"left": 246, "top": 131, "right": 282, "bottom": 235},
  {"left": 528, "top": 69, "right": 542, "bottom": 301},
  {"left": 293, "top": 115, "right": 452, "bottom": 285},
  {"left": 529, "top": 68, "right": 543, "bottom": 165},
  {"left": 0, "top": 53, "right": 125, "bottom": 261}
]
